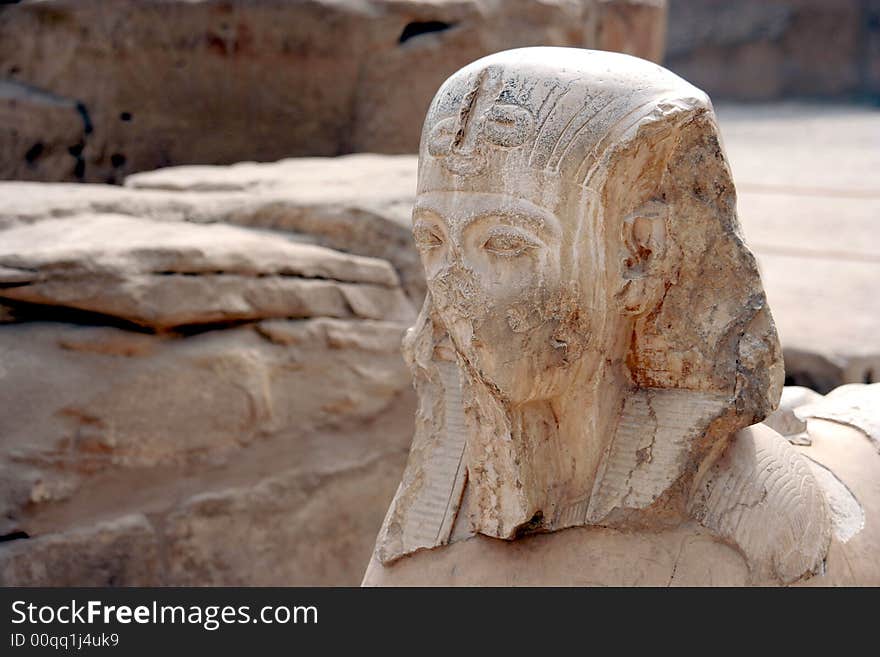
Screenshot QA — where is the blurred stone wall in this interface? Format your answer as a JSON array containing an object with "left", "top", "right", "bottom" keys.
[
  {"left": 0, "top": 156, "right": 421, "bottom": 586},
  {"left": 665, "top": 0, "right": 880, "bottom": 100},
  {"left": 0, "top": 0, "right": 667, "bottom": 183}
]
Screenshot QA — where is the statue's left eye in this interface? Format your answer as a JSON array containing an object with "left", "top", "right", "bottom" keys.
[{"left": 482, "top": 227, "right": 537, "bottom": 257}]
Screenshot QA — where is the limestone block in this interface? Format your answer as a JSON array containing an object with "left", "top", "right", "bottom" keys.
[
  {"left": 162, "top": 455, "right": 408, "bottom": 586},
  {"left": 0, "top": 515, "right": 161, "bottom": 587},
  {"left": 0, "top": 0, "right": 667, "bottom": 182},
  {"left": 1, "top": 154, "right": 423, "bottom": 301},
  {"left": 125, "top": 155, "right": 425, "bottom": 301},
  {"left": 0, "top": 197, "right": 418, "bottom": 584},
  {"left": 0, "top": 214, "right": 410, "bottom": 330},
  {"left": 0, "top": 315, "right": 413, "bottom": 527}
]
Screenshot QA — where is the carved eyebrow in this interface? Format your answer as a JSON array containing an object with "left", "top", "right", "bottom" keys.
[
  {"left": 413, "top": 193, "right": 562, "bottom": 238},
  {"left": 412, "top": 205, "right": 444, "bottom": 223},
  {"left": 463, "top": 210, "right": 548, "bottom": 235},
  {"left": 414, "top": 205, "right": 548, "bottom": 236}
]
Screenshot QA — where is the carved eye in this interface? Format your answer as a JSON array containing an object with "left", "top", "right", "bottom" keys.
[
  {"left": 413, "top": 222, "right": 444, "bottom": 250},
  {"left": 482, "top": 226, "right": 538, "bottom": 257}
]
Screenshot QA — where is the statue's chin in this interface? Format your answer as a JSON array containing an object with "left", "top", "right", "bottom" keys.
[{"left": 447, "top": 325, "right": 572, "bottom": 402}]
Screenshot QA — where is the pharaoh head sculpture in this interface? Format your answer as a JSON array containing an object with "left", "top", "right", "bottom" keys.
[{"left": 376, "top": 48, "right": 785, "bottom": 564}]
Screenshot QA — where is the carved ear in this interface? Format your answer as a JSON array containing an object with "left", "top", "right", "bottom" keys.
[{"left": 615, "top": 200, "right": 668, "bottom": 315}]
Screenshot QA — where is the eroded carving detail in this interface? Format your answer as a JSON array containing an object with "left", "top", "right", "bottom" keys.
[{"left": 372, "top": 48, "right": 837, "bottom": 584}]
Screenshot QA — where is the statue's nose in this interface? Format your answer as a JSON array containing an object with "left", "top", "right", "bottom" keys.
[{"left": 431, "top": 258, "right": 481, "bottom": 314}]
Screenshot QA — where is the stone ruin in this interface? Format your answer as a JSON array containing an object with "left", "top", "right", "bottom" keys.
[
  {"left": 0, "top": 0, "right": 666, "bottom": 182},
  {"left": 362, "top": 48, "right": 879, "bottom": 586},
  {"left": 1, "top": 4, "right": 877, "bottom": 587},
  {"left": 0, "top": 0, "right": 667, "bottom": 586}
]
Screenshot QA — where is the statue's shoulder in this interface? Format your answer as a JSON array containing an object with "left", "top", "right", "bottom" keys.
[
  {"left": 786, "top": 386, "right": 880, "bottom": 586},
  {"left": 688, "top": 423, "right": 832, "bottom": 584},
  {"left": 690, "top": 396, "right": 880, "bottom": 586}
]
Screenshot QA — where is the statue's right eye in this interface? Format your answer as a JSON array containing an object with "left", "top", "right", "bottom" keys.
[{"left": 413, "top": 223, "right": 444, "bottom": 250}]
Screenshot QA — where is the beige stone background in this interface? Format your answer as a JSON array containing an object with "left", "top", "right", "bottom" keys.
[{"left": 0, "top": 0, "right": 877, "bottom": 585}]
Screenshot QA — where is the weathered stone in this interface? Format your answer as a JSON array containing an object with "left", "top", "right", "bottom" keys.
[
  {"left": 1, "top": 392, "right": 414, "bottom": 587},
  {"left": 763, "top": 385, "right": 822, "bottom": 445},
  {"left": 362, "top": 419, "right": 880, "bottom": 587},
  {"left": 0, "top": 176, "right": 418, "bottom": 584},
  {"left": 1, "top": 155, "right": 423, "bottom": 301},
  {"left": 0, "top": 514, "right": 161, "bottom": 587},
  {"left": 0, "top": 0, "right": 667, "bottom": 182},
  {"left": 360, "top": 403, "right": 878, "bottom": 587},
  {"left": 797, "top": 383, "right": 880, "bottom": 451},
  {"left": 133, "top": 105, "right": 880, "bottom": 390},
  {"left": 363, "top": 48, "right": 879, "bottom": 586},
  {"left": 360, "top": 409, "right": 878, "bottom": 586},
  {"left": 0, "top": 316, "right": 413, "bottom": 535},
  {"left": 162, "top": 455, "right": 408, "bottom": 586},
  {"left": 125, "top": 155, "right": 425, "bottom": 301},
  {"left": 3, "top": 90, "right": 875, "bottom": 587},
  {"left": 665, "top": 0, "right": 876, "bottom": 100},
  {"left": 0, "top": 213, "right": 410, "bottom": 330},
  {"left": 7, "top": 101, "right": 877, "bottom": 391}
]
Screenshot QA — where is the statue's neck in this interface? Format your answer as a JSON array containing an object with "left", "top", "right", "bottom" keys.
[{"left": 460, "top": 362, "right": 623, "bottom": 538}]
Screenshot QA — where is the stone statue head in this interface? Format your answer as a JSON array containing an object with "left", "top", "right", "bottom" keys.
[{"left": 376, "top": 48, "right": 784, "bottom": 563}]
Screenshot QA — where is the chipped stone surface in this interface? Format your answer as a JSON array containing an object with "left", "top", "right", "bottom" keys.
[
  {"left": 364, "top": 48, "right": 879, "bottom": 586},
  {"left": 6, "top": 102, "right": 877, "bottom": 390},
  {"left": 797, "top": 383, "right": 880, "bottom": 451},
  {"left": 763, "top": 385, "right": 822, "bottom": 444},
  {"left": 0, "top": 514, "right": 161, "bottom": 587},
  {"left": 0, "top": 316, "right": 415, "bottom": 584},
  {"left": 0, "top": 214, "right": 409, "bottom": 330},
  {"left": 0, "top": 95, "right": 874, "bottom": 587},
  {"left": 803, "top": 457, "right": 865, "bottom": 545},
  {"left": 0, "top": 0, "right": 666, "bottom": 182},
  {"left": 1, "top": 155, "right": 424, "bottom": 301},
  {"left": 0, "top": 165, "right": 419, "bottom": 584},
  {"left": 363, "top": 411, "right": 880, "bottom": 586},
  {"left": 793, "top": 419, "right": 880, "bottom": 586},
  {"left": 688, "top": 424, "right": 830, "bottom": 584}
]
